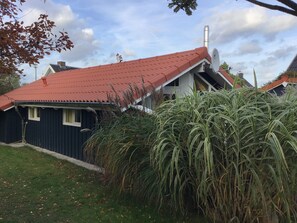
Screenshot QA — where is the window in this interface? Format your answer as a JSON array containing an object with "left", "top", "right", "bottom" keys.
[
  {"left": 63, "top": 109, "right": 81, "bottom": 127},
  {"left": 28, "top": 107, "right": 40, "bottom": 121},
  {"left": 167, "top": 78, "right": 179, "bottom": 86},
  {"left": 163, "top": 94, "right": 176, "bottom": 101}
]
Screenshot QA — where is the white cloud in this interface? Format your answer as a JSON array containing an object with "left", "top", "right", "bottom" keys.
[
  {"left": 206, "top": 6, "right": 297, "bottom": 44},
  {"left": 269, "top": 45, "right": 297, "bottom": 60},
  {"left": 20, "top": 0, "right": 101, "bottom": 65},
  {"left": 51, "top": 5, "right": 75, "bottom": 27},
  {"left": 236, "top": 40, "right": 263, "bottom": 55},
  {"left": 82, "top": 28, "right": 94, "bottom": 40}
]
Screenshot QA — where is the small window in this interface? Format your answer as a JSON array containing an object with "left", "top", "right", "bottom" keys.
[
  {"left": 163, "top": 94, "right": 176, "bottom": 101},
  {"left": 167, "top": 78, "right": 179, "bottom": 86},
  {"left": 28, "top": 107, "right": 40, "bottom": 121},
  {"left": 63, "top": 109, "right": 81, "bottom": 127}
]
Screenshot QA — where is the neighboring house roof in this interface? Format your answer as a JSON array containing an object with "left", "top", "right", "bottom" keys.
[
  {"left": 240, "top": 76, "right": 253, "bottom": 87},
  {"left": 49, "top": 64, "right": 79, "bottom": 73},
  {"left": 0, "top": 47, "right": 235, "bottom": 111},
  {"left": 287, "top": 54, "right": 297, "bottom": 72},
  {"left": 261, "top": 75, "right": 297, "bottom": 92},
  {"left": 261, "top": 54, "right": 297, "bottom": 93},
  {"left": 44, "top": 61, "right": 79, "bottom": 76}
]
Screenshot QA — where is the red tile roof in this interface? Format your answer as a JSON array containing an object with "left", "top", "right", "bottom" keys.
[
  {"left": 218, "top": 67, "right": 236, "bottom": 87},
  {"left": 260, "top": 75, "right": 297, "bottom": 91},
  {"left": 0, "top": 47, "right": 234, "bottom": 111}
]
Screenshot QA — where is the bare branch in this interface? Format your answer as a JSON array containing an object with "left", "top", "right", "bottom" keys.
[
  {"left": 277, "top": 0, "right": 297, "bottom": 11},
  {"left": 245, "top": 0, "right": 297, "bottom": 16}
]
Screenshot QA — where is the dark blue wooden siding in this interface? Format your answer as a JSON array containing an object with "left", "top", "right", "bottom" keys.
[
  {"left": 21, "top": 107, "right": 96, "bottom": 161},
  {"left": 268, "top": 85, "right": 286, "bottom": 96},
  {"left": 0, "top": 109, "right": 22, "bottom": 143}
]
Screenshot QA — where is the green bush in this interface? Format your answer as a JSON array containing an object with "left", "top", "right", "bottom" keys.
[
  {"left": 153, "top": 89, "right": 297, "bottom": 222},
  {"left": 86, "top": 88, "right": 297, "bottom": 222},
  {"left": 85, "top": 111, "right": 160, "bottom": 203}
]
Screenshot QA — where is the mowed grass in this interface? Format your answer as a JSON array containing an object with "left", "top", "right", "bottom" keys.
[{"left": 0, "top": 145, "right": 206, "bottom": 223}]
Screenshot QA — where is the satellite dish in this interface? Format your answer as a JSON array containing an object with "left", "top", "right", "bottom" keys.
[{"left": 211, "top": 48, "right": 220, "bottom": 72}]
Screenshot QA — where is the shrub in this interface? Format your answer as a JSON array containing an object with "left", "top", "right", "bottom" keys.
[
  {"left": 152, "top": 89, "right": 297, "bottom": 222},
  {"left": 84, "top": 110, "right": 160, "bottom": 202},
  {"left": 86, "top": 88, "right": 297, "bottom": 222}
]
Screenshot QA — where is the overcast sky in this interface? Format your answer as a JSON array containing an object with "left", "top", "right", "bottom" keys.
[{"left": 20, "top": 0, "right": 297, "bottom": 86}]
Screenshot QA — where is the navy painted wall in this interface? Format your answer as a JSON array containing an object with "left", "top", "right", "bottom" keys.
[
  {"left": 268, "top": 85, "right": 286, "bottom": 96},
  {"left": 0, "top": 109, "right": 22, "bottom": 143},
  {"left": 19, "top": 107, "right": 97, "bottom": 161}
]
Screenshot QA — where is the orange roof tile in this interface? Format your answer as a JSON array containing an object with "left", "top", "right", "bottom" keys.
[
  {"left": 0, "top": 47, "right": 234, "bottom": 111},
  {"left": 261, "top": 75, "right": 289, "bottom": 91}
]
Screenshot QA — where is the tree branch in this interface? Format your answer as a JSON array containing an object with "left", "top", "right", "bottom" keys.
[
  {"left": 246, "top": 0, "right": 297, "bottom": 16},
  {"left": 277, "top": 0, "right": 297, "bottom": 11}
]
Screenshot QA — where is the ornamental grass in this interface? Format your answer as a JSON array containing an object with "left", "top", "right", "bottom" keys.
[{"left": 86, "top": 88, "right": 297, "bottom": 222}]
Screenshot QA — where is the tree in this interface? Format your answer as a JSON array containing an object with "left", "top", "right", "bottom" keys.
[
  {"left": 168, "top": 0, "right": 297, "bottom": 16},
  {"left": 0, "top": 0, "right": 74, "bottom": 76},
  {"left": 0, "top": 74, "right": 20, "bottom": 94}
]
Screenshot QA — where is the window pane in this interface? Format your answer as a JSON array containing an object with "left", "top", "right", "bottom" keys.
[
  {"left": 36, "top": 108, "right": 40, "bottom": 118},
  {"left": 29, "top": 108, "right": 34, "bottom": 118},
  {"left": 65, "top": 109, "right": 72, "bottom": 123},
  {"left": 74, "top": 110, "right": 81, "bottom": 123}
]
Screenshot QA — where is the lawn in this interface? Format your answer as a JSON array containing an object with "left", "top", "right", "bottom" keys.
[{"left": 0, "top": 145, "right": 207, "bottom": 223}]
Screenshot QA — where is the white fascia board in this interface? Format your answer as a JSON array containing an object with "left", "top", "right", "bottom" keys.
[
  {"left": 19, "top": 104, "right": 89, "bottom": 110},
  {"left": 217, "top": 70, "right": 233, "bottom": 87},
  {"left": 43, "top": 65, "right": 55, "bottom": 76},
  {"left": 267, "top": 82, "right": 286, "bottom": 91},
  {"left": 3, "top": 106, "right": 14, "bottom": 112}
]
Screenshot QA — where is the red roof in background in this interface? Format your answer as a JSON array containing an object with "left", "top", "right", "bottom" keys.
[
  {"left": 218, "top": 67, "right": 236, "bottom": 87},
  {"left": 0, "top": 47, "right": 234, "bottom": 111},
  {"left": 261, "top": 75, "right": 297, "bottom": 91}
]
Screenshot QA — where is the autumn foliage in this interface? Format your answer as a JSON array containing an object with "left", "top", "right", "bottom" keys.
[{"left": 0, "top": 0, "right": 74, "bottom": 75}]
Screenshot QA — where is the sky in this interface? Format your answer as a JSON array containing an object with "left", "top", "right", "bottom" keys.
[{"left": 19, "top": 0, "right": 297, "bottom": 86}]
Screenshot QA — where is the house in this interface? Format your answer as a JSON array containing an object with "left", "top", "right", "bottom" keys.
[
  {"left": 0, "top": 47, "right": 235, "bottom": 161},
  {"left": 235, "top": 73, "right": 253, "bottom": 87},
  {"left": 44, "top": 61, "right": 79, "bottom": 76},
  {"left": 287, "top": 54, "right": 297, "bottom": 72},
  {"left": 261, "top": 54, "right": 297, "bottom": 95}
]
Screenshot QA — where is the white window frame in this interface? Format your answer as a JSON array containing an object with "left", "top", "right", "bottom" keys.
[
  {"left": 63, "top": 109, "right": 81, "bottom": 127},
  {"left": 28, "top": 107, "right": 40, "bottom": 121}
]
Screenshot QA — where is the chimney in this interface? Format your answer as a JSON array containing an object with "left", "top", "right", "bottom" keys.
[
  {"left": 237, "top": 72, "right": 244, "bottom": 79},
  {"left": 41, "top": 76, "right": 48, "bottom": 86},
  {"left": 204, "top": 25, "right": 209, "bottom": 49},
  {"left": 116, "top": 53, "right": 123, "bottom": 63},
  {"left": 57, "top": 61, "right": 66, "bottom": 67}
]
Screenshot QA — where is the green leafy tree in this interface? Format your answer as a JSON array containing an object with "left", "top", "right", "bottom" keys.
[
  {"left": 168, "top": 0, "right": 297, "bottom": 16},
  {"left": 0, "top": 0, "right": 74, "bottom": 76}
]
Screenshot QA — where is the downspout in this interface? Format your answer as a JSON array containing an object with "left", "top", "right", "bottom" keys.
[{"left": 15, "top": 106, "right": 27, "bottom": 143}]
